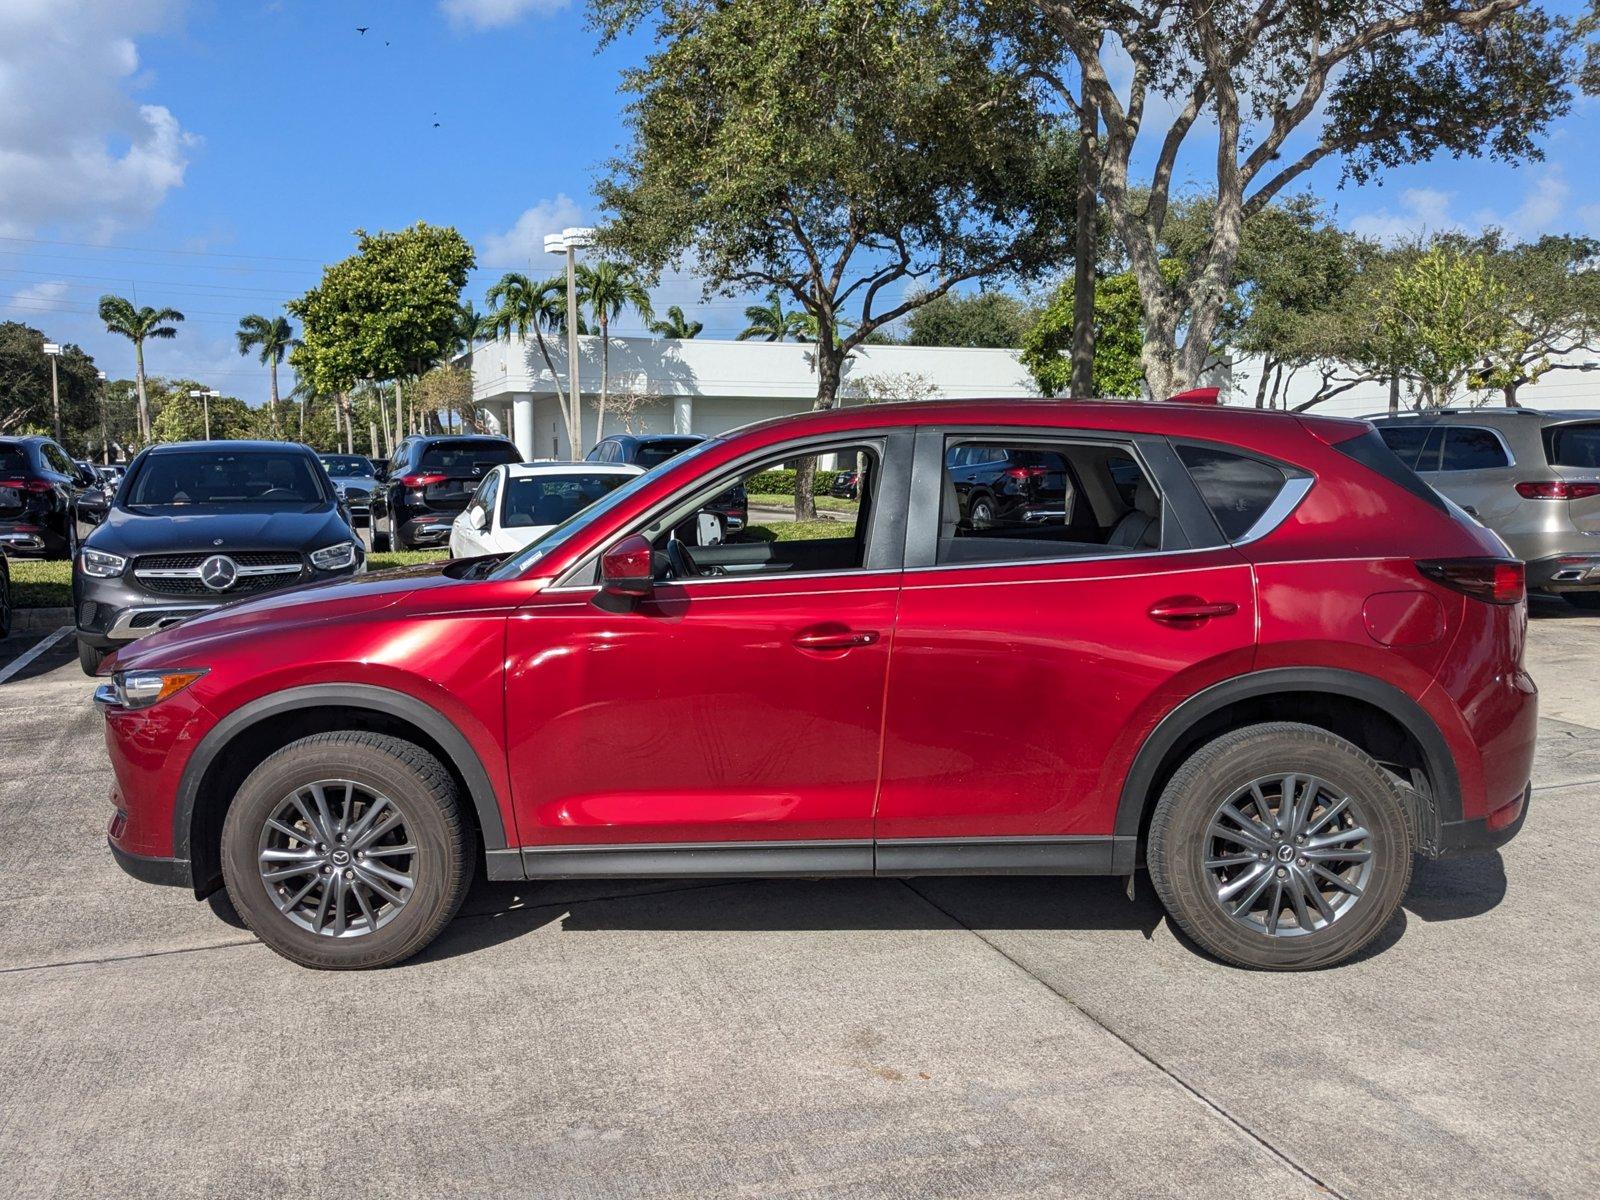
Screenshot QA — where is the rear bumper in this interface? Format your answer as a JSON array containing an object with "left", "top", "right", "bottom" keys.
[
  {"left": 1431, "top": 784, "right": 1530, "bottom": 858},
  {"left": 1526, "top": 553, "right": 1600, "bottom": 593},
  {"left": 108, "top": 838, "right": 192, "bottom": 888}
]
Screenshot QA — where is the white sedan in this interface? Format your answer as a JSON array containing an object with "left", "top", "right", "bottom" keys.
[{"left": 449, "top": 461, "right": 644, "bottom": 558}]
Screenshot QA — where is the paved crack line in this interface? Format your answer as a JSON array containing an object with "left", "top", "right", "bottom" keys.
[
  {"left": 1532, "top": 777, "right": 1600, "bottom": 793},
  {"left": 0, "top": 936, "right": 260, "bottom": 976},
  {"left": 902, "top": 880, "right": 1354, "bottom": 1200}
]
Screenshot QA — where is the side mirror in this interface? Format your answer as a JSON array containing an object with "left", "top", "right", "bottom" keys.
[
  {"left": 468, "top": 506, "right": 488, "bottom": 531},
  {"left": 599, "top": 534, "right": 654, "bottom": 598},
  {"left": 695, "top": 511, "right": 724, "bottom": 547}
]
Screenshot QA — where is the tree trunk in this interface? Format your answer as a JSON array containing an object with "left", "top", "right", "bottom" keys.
[
  {"left": 1388, "top": 369, "right": 1400, "bottom": 416},
  {"left": 794, "top": 340, "right": 844, "bottom": 521},
  {"left": 394, "top": 379, "right": 405, "bottom": 447},
  {"left": 1253, "top": 357, "right": 1275, "bottom": 408},
  {"left": 597, "top": 317, "right": 610, "bottom": 445},
  {"left": 1070, "top": 84, "right": 1099, "bottom": 398},
  {"left": 1504, "top": 383, "right": 1521, "bottom": 408},
  {"left": 298, "top": 387, "right": 307, "bottom": 440},
  {"left": 134, "top": 342, "right": 150, "bottom": 444},
  {"left": 268, "top": 358, "right": 282, "bottom": 438},
  {"left": 369, "top": 417, "right": 381, "bottom": 461}
]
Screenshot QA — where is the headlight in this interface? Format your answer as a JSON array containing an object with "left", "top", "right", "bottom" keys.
[
  {"left": 79, "top": 548, "right": 127, "bottom": 578},
  {"left": 96, "top": 668, "right": 209, "bottom": 711},
  {"left": 310, "top": 541, "right": 357, "bottom": 570}
]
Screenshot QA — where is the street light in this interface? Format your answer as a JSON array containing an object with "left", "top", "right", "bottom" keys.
[
  {"left": 188, "top": 388, "right": 221, "bottom": 440},
  {"left": 546, "top": 226, "right": 594, "bottom": 454},
  {"left": 42, "top": 342, "right": 62, "bottom": 443}
]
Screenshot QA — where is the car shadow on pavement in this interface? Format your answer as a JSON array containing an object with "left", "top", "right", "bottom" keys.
[{"left": 1405, "top": 851, "right": 1508, "bottom": 922}]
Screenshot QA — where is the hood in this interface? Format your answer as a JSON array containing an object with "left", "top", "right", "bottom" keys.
[
  {"left": 86, "top": 504, "right": 352, "bottom": 557},
  {"left": 111, "top": 558, "right": 458, "bottom": 669}
]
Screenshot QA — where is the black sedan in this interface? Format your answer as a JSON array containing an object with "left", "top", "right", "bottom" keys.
[{"left": 73, "top": 441, "right": 363, "bottom": 674}]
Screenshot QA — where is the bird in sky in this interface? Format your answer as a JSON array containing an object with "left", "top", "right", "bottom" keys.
[{"left": 356, "top": 26, "right": 369, "bottom": 34}]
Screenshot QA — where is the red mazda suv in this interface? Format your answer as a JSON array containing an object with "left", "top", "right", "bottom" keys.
[{"left": 97, "top": 401, "right": 1536, "bottom": 971}]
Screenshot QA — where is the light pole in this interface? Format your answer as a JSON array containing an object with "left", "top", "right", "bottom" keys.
[
  {"left": 188, "top": 389, "right": 221, "bottom": 440},
  {"left": 96, "top": 370, "right": 109, "bottom": 464},
  {"left": 546, "top": 226, "right": 594, "bottom": 455},
  {"left": 42, "top": 342, "right": 62, "bottom": 442}
]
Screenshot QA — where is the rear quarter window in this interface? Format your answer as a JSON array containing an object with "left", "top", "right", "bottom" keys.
[
  {"left": 1439, "top": 427, "right": 1511, "bottom": 471},
  {"left": 1176, "top": 445, "right": 1289, "bottom": 540},
  {"left": 1544, "top": 422, "right": 1600, "bottom": 468},
  {"left": 1333, "top": 428, "right": 1449, "bottom": 513}
]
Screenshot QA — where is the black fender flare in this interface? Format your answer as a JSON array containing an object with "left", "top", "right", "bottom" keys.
[
  {"left": 174, "top": 682, "right": 508, "bottom": 868},
  {"left": 1113, "top": 667, "right": 1461, "bottom": 852}
]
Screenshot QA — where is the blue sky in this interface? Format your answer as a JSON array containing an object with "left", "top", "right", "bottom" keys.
[{"left": 2, "top": 0, "right": 1596, "bottom": 403}]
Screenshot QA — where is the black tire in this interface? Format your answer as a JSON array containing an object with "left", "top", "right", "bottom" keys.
[
  {"left": 969, "top": 496, "right": 996, "bottom": 530},
  {"left": 1565, "top": 592, "right": 1600, "bottom": 611},
  {"left": 1147, "top": 722, "right": 1413, "bottom": 971},
  {"left": 221, "top": 732, "right": 475, "bottom": 970},
  {"left": 77, "top": 638, "right": 106, "bottom": 676}
]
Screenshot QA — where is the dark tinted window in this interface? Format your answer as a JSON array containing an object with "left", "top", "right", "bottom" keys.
[
  {"left": 634, "top": 438, "right": 702, "bottom": 468},
  {"left": 1375, "top": 425, "right": 1441, "bottom": 470},
  {"left": 418, "top": 439, "right": 520, "bottom": 474},
  {"left": 1545, "top": 422, "right": 1600, "bottom": 468},
  {"left": 40, "top": 442, "right": 75, "bottom": 474},
  {"left": 126, "top": 451, "right": 326, "bottom": 506},
  {"left": 320, "top": 455, "right": 373, "bottom": 477},
  {"left": 0, "top": 444, "right": 31, "bottom": 476},
  {"left": 1177, "top": 445, "right": 1288, "bottom": 540},
  {"left": 1333, "top": 429, "right": 1449, "bottom": 512},
  {"left": 1439, "top": 427, "right": 1510, "bottom": 471},
  {"left": 502, "top": 472, "right": 636, "bottom": 528}
]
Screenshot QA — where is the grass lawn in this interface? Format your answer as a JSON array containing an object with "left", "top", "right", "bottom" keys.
[
  {"left": 740, "top": 522, "right": 851, "bottom": 542},
  {"left": 5, "top": 549, "right": 448, "bottom": 610},
  {"left": 747, "top": 492, "right": 859, "bottom": 513}
]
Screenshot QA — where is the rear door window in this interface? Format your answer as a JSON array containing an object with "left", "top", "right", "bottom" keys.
[
  {"left": 1439, "top": 427, "right": 1510, "bottom": 471},
  {"left": 419, "top": 440, "right": 521, "bottom": 475},
  {"left": 1545, "top": 422, "right": 1600, "bottom": 468},
  {"left": 1176, "top": 445, "right": 1289, "bottom": 541}
]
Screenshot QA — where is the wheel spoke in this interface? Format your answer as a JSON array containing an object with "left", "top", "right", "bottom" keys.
[
  {"left": 1231, "top": 865, "right": 1276, "bottom": 915},
  {"left": 351, "top": 880, "right": 379, "bottom": 931},
  {"left": 262, "top": 862, "right": 319, "bottom": 883},
  {"left": 1303, "top": 846, "right": 1372, "bottom": 863},
  {"left": 360, "top": 843, "right": 416, "bottom": 859},
  {"left": 1286, "top": 871, "right": 1314, "bottom": 931},
  {"left": 1248, "top": 782, "right": 1275, "bottom": 829},
  {"left": 1217, "top": 863, "right": 1269, "bottom": 902},
  {"left": 338, "top": 783, "right": 354, "bottom": 837},
  {"left": 311, "top": 879, "right": 334, "bottom": 933},
  {"left": 259, "top": 847, "right": 319, "bottom": 864},
  {"left": 1204, "top": 853, "right": 1257, "bottom": 870},
  {"left": 357, "top": 858, "right": 413, "bottom": 890},
  {"left": 1265, "top": 879, "right": 1284, "bottom": 934},
  {"left": 1312, "top": 864, "right": 1364, "bottom": 897},
  {"left": 281, "top": 874, "right": 319, "bottom": 911},
  {"left": 332, "top": 875, "right": 348, "bottom": 936},
  {"left": 1300, "top": 867, "right": 1336, "bottom": 924},
  {"left": 345, "top": 795, "right": 392, "bottom": 844},
  {"left": 1303, "top": 795, "right": 1350, "bottom": 837},
  {"left": 1306, "top": 826, "right": 1370, "bottom": 851},
  {"left": 352, "top": 811, "right": 404, "bottom": 852},
  {"left": 290, "top": 793, "right": 329, "bottom": 844},
  {"left": 1279, "top": 775, "right": 1300, "bottom": 835},
  {"left": 353, "top": 865, "right": 406, "bottom": 907},
  {"left": 266, "top": 817, "right": 313, "bottom": 844}
]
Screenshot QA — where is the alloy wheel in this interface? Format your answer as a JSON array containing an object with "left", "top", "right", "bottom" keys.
[
  {"left": 256, "top": 780, "right": 417, "bottom": 938},
  {"left": 1203, "top": 773, "right": 1373, "bottom": 937}
]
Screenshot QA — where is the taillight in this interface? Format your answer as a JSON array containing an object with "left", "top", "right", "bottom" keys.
[
  {"left": 1417, "top": 558, "right": 1525, "bottom": 605},
  {"left": 0, "top": 479, "right": 53, "bottom": 493},
  {"left": 400, "top": 473, "right": 448, "bottom": 489},
  {"left": 1003, "top": 466, "right": 1046, "bottom": 482},
  {"left": 1515, "top": 480, "right": 1600, "bottom": 500}
]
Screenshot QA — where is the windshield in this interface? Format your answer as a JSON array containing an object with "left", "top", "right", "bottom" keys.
[
  {"left": 420, "top": 440, "right": 520, "bottom": 475},
  {"left": 634, "top": 438, "right": 702, "bottom": 468},
  {"left": 124, "top": 450, "right": 328, "bottom": 507},
  {"left": 488, "top": 439, "right": 722, "bottom": 579},
  {"left": 502, "top": 472, "right": 636, "bottom": 528},
  {"left": 320, "top": 455, "right": 373, "bottom": 478}
]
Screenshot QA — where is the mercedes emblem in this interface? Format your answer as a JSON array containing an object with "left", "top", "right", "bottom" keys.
[{"left": 199, "top": 554, "right": 238, "bottom": 592}]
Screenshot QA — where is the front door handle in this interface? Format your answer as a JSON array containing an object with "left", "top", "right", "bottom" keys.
[
  {"left": 1148, "top": 597, "right": 1238, "bottom": 624},
  {"left": 793, "top": 628, "right": 880, "bottom": 651}
]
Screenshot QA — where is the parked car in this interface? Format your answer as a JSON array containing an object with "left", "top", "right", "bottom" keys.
[
  {"left": 449, "top": 462, "right": 643, "bottom": 558},
  {"left": 829, "top": 470, "right": 860, "bottom": 500},
  {"left": 370, "top": 436, "right": 523, "bottom": 551},
  {"left": 1370, "top": 408, "right": 1600, "bottom": 609},
  {"left": 73, "top": 441, "right": 363, "bottom": 675},
  {"left": 318, "top": 453, "right": 379, "bottom": 525},
  {"left": 0, "top": 435, "right": 97, "bottom": 558},
  {"left": 100, "top": 464, "right": 127, "bottom": 491},
  {"left": 588, "top": 433, "right": 747, "bottom": 531},
  {"left": 98, "top": 401, "right": 1533, "bottom": 972},
  {"left": 944, "top": 444, "right": 1077, "bottom": 532}
]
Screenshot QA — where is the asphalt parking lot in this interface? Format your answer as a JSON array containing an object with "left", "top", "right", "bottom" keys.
[{"left": 0, "top": 605, "right": 1596, "bottom": 1198}]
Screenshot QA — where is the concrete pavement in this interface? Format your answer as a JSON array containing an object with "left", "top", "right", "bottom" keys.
[{"left": 0, "top": 606, "right": 1595, "bottom": 1198}]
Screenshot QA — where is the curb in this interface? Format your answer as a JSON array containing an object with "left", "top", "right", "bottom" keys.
[{"left": 12, "top": 608, "right": 72, "bottom": 635}]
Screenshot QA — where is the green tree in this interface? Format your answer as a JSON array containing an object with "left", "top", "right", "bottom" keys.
[
  {"left": 1022, "top": 270, "right": 1149, "bottom": 399},
  {"left": 97, "top": 295, "right": 184, "bottom": 443},
  {"left": 649, "top": 304, "right": 703, "bottom": 339},
  {"left": 595, "top": 0, "right": 1076, "bottom": 517},
  {"left": 576, "top": 260, "right": 654, "bottom": 444},
  {"left": 235, "top": 314, "right": 300, "bottom": 438},
  {"left": 483, "top": 272, "right": 574, "bottom": 446},
  {"left": 904, "top": 289, "right": 1033, "bottom": 349},
  {"left": 736, "top": 289, "right": 809, "bottom": 342},
  {"left": 148, "top": 384, "right": 253, "bottom": 443},
  {"left": 1010, "top": 0, "right": 1579, "bottom": 398},
  {"left": 0, "top": 323, "right": 103, "bottom": 449},
  {"left": 289, "top": 222, "right": 476, "bottom": 455}
]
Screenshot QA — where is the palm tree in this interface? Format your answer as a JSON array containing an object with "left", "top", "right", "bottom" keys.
[
  {"left": 737, "top": 288, "right": 807, "bottom": 342},
  {"left": 483, "top": 272, "right": 576, "bottom": 448},
  {"left": 98, "top": 295, "right": 184, "bottom": 443},
  {"left": 649, "top": 305, "right": 703, "bottom": 340},
  {"left": 576, "top": 261, "right": 653, "bottom": 444},
  {"left": 236, "top": 314, "right": 300, "bottom": 438}
]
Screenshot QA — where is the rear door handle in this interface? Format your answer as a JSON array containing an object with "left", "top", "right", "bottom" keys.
[
  {"left": 1148, "top": 597, "right": 1238, "bottom": 624},
  {"left": 793, "top": 629, "right": 880, "bottom": 651}
]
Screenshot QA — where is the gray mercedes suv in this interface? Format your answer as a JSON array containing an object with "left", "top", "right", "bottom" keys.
[{"left": 1371, "top": 408, "right": 1600, "bottom": 609}]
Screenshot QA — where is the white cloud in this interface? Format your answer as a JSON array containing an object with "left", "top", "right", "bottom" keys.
[
  {"left": 1349, "top": 169, "right": 1576, "bottom": 244},
  {"left": 0, "top": 1, "right": 197, "bottom": 238},
  {"left": 439, "top": 0, "right": 569, "bottom": 31},
  {"left": 477, "top": 195, "right": 587, "bottom": 268},
  {"left": 3, "top": 279, "right": 74, "bottom": 316}
]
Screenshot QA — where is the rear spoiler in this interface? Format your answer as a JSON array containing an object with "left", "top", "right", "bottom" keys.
[{"left": 1166, "top": 387, "right": 1220, "bottom": 405}]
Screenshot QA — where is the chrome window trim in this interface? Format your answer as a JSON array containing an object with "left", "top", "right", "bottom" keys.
[{"left": 1232, "top": 474, "right": 1314, "bottom": 545}]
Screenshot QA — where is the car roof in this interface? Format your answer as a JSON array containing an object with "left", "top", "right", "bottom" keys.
[
  {"left": 1368, "top": 408, "right": 1600, "bottom": 424},
  {"left": 143, "top": 440, "right": 316, "bottom": 455},
  {"left": 502, "top": 461, "right": 644, "bottom": 478}
]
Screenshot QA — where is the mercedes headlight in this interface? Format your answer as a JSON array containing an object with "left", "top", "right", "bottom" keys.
[
  {"left": 79, "top": 548, "right": 127, "bottom": 578},
  {"left": 310, "top": 541, "right": 357, "bottom": 571}
]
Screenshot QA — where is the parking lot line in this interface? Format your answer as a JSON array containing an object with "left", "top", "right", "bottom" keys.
[{"left": 0, "top": 626, "right": 73, "bottom": 685}]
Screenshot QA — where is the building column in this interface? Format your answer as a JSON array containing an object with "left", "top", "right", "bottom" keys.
[
  {"left": 673, "top": 394, "right": 693, "bottom": 435},
  {"left": 512, "top": 394, "right": 536, "bottom": 461}
]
